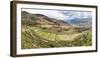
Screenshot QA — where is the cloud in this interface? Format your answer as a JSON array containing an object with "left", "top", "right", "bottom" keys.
[
  {"left": 62, "top": 11, "right": 92, "bottom": 20},
  {"left": 22, "top": 9, "right": 92, "bottom": 21},
  {"left": 22, "top": 9, "right": 66, "bottom": 20}
]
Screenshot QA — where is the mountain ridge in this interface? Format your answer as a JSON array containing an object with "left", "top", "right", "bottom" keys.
[
  {"left": 66, "top": 18, "right": 92, "bottom": 28},
  {"left": 21, "top": 11, "right": 70, "bottom": 26}
]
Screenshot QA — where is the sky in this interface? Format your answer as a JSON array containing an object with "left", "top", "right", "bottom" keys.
[{"left": 22, "top": 9, "right": 92, "bottom": 21}]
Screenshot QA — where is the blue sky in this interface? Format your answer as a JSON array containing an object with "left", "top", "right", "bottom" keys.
[{"left": 22, "top": 9, "right": 92, "bottom": 21}]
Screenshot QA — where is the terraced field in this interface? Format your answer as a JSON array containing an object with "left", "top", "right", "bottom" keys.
[{"left": 21, "top": 26, "right": 92, "bottom": 49}]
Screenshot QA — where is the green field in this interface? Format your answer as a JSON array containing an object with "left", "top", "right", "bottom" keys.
[{"left": 21, "top": 26, "right": 92, "bottom": 49}]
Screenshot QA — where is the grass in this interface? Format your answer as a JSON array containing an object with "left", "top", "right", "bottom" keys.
[{"left": 21, "top": 26, "right": 92, "bottom": 49}]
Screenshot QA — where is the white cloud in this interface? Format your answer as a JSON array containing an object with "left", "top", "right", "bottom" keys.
[
  {"left": 22, "top": 9, "right": 67, "bottom": 20},
  {"left": 71, "top": 12, "right": 92, "bottom": 18},
  {"left": 22, "top": 9, "right": 92, "bottom": 21},
  {"left": 62, "top": 11, "right": 92, "bottom": 19}
]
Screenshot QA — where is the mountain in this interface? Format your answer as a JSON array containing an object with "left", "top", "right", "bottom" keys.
[
  {"left": 21, "top": 11, "right": 70, "bottom": 26},
  {"left": 66, "top": 18, "right": 92, "bottom": 28}
]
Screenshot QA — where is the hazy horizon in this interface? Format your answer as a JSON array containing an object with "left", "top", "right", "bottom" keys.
[{"left": 22, "top": 8, "right": 92, "bottom": 21}]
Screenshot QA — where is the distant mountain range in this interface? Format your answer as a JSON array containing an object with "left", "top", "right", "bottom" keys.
[
  {"left": 21, "top": 11, "right": 92, "bottom": 28},
  {"left": 21, "top": 11, "right": 70, "bottom": 26},
  {"left": 66, "top": 18, "right": 92, "bottom": 27}
]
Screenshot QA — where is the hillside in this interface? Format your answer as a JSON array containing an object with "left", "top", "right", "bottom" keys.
[
  {"left": 21, "top": 11, "right": 70, "bottom": 26},
  {"left": 67, "top": 18, "right": 92, "bottom": 28},
  {"left": 21, "top": 11, "right": 92, "bottom": 49},
  {"left": 21, "top": 26, "right": 92, "bottom": 49}
]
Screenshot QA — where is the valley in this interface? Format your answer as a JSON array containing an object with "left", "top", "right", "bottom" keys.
[{"left": 21, "top": 11, "right": 92, "bottom": 49}]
